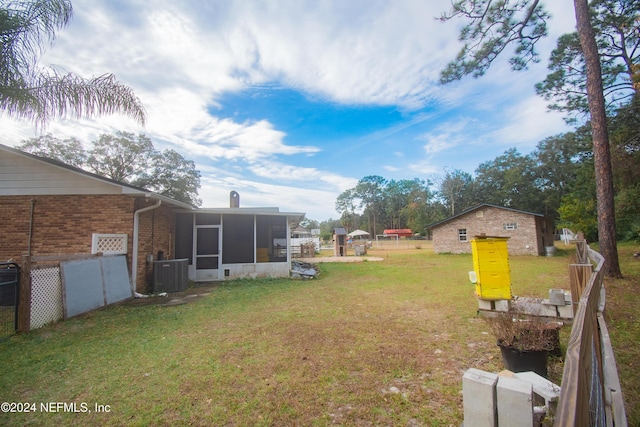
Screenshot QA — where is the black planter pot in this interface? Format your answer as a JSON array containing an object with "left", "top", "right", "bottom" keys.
[{"left": 498, "top": 343, "right": 548, "bottom": 378}]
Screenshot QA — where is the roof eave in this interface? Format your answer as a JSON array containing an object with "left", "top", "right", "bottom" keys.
[{"left": 425, "top": 203, "right": 545, "bottom": 230}]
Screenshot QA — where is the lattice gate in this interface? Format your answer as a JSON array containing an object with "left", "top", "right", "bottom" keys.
[{"left": 30, "top": 267, "right": 63, "bottom": 330}]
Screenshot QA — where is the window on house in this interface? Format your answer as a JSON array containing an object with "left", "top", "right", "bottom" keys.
[
  {"left": 458, "top": 229, "right": 468, "bottom": 242},
  {"left": 503, "top": 222, "right": 518, "bottom": 230}
]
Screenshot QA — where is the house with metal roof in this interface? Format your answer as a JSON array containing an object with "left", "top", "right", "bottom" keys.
[{"left": 425, "top": 204, "right": 554, "bottom": 256}]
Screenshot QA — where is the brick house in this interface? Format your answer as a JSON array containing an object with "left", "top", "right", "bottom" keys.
[
  {"left": 425, "top": 204, "right": 554, "bottom": 256},
  {"left": 0, "top": 144, "right": 303, "bottom": 292}
]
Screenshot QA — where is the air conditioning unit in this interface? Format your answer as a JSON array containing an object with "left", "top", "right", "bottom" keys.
[{"left": 152, "top": 259, "right": 189, "bottom": 293}]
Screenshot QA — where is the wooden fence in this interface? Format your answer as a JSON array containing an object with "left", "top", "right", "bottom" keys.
[
  {"left": 555, "top": 241, "right": 627, "bottom": 426},
  {"left": 17, "top": 253, "right": 114, "bottom": 332},
  {"left": 291, "top": 243, "right": 316, "bottom": 258}
]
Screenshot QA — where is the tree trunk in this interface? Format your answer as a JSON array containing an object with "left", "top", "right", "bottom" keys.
[{"left": 574, "top": 0, "right": 622, "bottom": 278}]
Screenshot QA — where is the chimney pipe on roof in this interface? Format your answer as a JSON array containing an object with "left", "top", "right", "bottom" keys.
[{"left": 230, "top": 191, "right": 239, "bottom": 208}]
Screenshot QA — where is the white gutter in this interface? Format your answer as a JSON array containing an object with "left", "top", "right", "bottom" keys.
[{"left": 131, "top": 200, "right": 161, "bottom": 294}]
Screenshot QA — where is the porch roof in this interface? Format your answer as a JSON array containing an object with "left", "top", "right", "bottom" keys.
[{"left": 181, "top": 207, "right": 305, "bottom": 222}]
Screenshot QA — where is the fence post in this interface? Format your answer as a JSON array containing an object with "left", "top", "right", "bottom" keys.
[
  {"left": 575, "top": 240, "right": 589, "bottom": 264},
  {"left": 17, "top": 254, "right": 31, "bottom": 332},
  {"left": 569, "top": 264, "right": 593, "bottom": 315}
]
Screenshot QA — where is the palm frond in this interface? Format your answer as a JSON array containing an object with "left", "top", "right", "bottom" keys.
[
  {"left": 0, "top": 0, "right": 146, "bottom": 127},
  {"left": 0, "top": 70, "right": 146, "bottom": 127},
  {"left": 1, "top": 0, "right": 73, "bottom": 77}
]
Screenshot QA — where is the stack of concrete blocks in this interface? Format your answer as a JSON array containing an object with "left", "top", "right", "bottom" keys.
[
  {"left": 477, "top": 290, "right": 574, "bottom": 321},
  {"left": 541, "top": 289, "right": 574, "bottom": 319},
  {"left": 462, "top": 368, "right": 560, "bottom": 426},
  {"left": 469, "top": 270, "right": 512, "bottom": 314},
  {"left": 477, "top": 298, "right": 511, "bottom": 313}
]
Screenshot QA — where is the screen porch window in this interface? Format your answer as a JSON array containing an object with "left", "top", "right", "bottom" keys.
[{"left": 458, "top": 229, "right": 468, "bottom": 242}]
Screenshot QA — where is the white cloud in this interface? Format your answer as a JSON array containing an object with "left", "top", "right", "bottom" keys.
[
  {"left": 489, "top": 96, "right": 572, "bottom": 149},
  {"left": 249, "top": 161, "right": 357, "bottom": 190},
  {"left": 406, "top": 159, "right": 441, "bottom": 176},
  {"left": 136, "top": 0, "right": 459, "bottom": 109},
  {"left": 0, "top": 0, "right": 583, "bottom": 220},
  {"left": 199, "top": 174, "right": 345, "bottom": 220},
  {"left": 418, "top": 117, "right": 479, "bottom": 155}
]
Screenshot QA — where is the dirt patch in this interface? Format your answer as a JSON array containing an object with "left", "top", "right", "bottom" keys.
[
  {"left": 123, "top": 283, "right": 219, "bottom": 307},
  {"left": 298, "top": 256, "right": 384, "bottom": 263}
]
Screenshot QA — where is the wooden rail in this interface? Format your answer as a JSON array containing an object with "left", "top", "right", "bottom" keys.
[{"left": 555, "top": 242, "right": 627, "bottom": 426}]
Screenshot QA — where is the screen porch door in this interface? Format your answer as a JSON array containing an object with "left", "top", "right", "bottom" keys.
[{"left": 195, "top": 225, "right": 220, "bottom": 281}]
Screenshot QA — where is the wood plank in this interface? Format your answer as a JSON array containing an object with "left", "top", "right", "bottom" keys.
[
  {"left": 569, "top": 264, "right": 592, "bottom": 315},
  {"left": 598, "top": 313, "right": 628, "bottom": 427},
  {"left": 576, "top": 240, "right": 589, "bottom": 264},
  {"left": 557, "top": 242, "right": 605, "bottom": 426}
]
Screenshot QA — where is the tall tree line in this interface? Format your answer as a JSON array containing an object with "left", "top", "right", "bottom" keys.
[
  {"left": 335, "top": 96, "right": 640, "bottom": 245},
  {"left": 335, "top": 176, "right": 437, "bottom": 237}
]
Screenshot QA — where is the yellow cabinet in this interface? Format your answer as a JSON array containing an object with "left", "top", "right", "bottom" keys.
[{"left": 471, "top": 237, "right": 511, "bottom": 300}]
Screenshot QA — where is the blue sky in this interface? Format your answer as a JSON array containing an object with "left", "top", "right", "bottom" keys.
[{"left": 0, "top": 0, "right": 577, "bottom": 220}]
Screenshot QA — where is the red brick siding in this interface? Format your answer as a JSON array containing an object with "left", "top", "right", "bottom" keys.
[
  {"left": 432, "top": 206, "right": 546, "bottom": 256},
  {"left": 0, "top": 195, "right": 176, "bottom": 291},
  {"left": 136, "top": 203, "right": 176, "bottom": 290}
]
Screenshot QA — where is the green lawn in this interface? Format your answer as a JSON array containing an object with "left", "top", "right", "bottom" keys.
[{"left": 0, "top": 242, "right": 637, "bottom": 426}]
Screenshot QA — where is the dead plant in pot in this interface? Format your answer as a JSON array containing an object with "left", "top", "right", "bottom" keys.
[{"left": 486, "top": 311, "right": 561, "bottom": 378}]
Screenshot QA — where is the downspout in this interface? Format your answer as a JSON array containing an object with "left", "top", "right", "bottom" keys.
[{"left": 132, "top": 200, "right": 161, "bottom": 295}]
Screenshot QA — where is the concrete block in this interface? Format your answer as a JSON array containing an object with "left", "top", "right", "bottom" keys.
[
  {"left": 478, "top": 299, "right": 493, "bottom": 311},
  {"left": 548, "top": 289, "right": 565, "bottom": 305},
  {"left": 496, "top": 376, "right": 533, "bottom": 427},
  {"left": 539, "top": 301, "right": 560, "bottom": 317},
  {"left": 514, "top": 371, "right": 561, "bottom": 417},
  {"left": 462, "top": 368, "right": 498, "bottom": 427},
  {"left": 564, "top": 291, "right": 572, "bottom": 304},
  {"left": 494, "top": 299, "right": 511, "bottom": 312},
  {"left": 558, "top": 303, "right": 574, "bottom": 319},
  {"left": 514, "top": 297, "right": 542, "bottom": 315},
  {"left": 514, "top": 371, "right": 560, "bottom": 401}
]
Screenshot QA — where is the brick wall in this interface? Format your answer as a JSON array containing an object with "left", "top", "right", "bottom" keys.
[
  {"left": 136, "top": 201, "right": 176, "bottom": 290},
  {"left": 432, "top": 206, "right": 546, "bottom": 256},
  {"left": 0, "top": 195, "right": 177, "bottom": 291}
]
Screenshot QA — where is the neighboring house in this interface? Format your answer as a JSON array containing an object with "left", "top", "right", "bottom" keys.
[
  {"left": 292, "top": 226, "right": 311, "bottom": 238},
  {"left": 290, "top": 226, "right": 320, "bottom": 254},
  {"left": 425, "top": 204, "right": 554, "bottom": 256},
  {"left": 383, "top": 228, "right": 414, "bottom": 238},
  {"left": 0, "top": 144, "right": 304, "bottom": 291}
]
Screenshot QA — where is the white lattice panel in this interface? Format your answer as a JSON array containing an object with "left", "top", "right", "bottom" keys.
[
  {"left": 92, "top": 234, "right": 127, "bottom": 255},
  {"left": 30, "top": 267, "right": 63, "bottom": 329}
]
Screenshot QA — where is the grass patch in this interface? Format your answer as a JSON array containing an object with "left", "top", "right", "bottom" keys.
[
  {"left": 602, "top": 242, "right": 640, "bottom": 426},
  {"left": 0, "top": 242, "right": 637, "bottom": 425}
]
